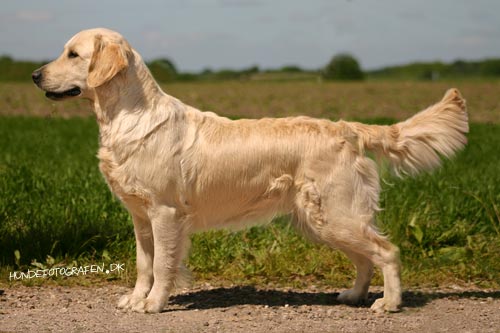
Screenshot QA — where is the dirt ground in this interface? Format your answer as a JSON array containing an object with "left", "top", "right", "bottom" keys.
[{"left": 0, "top": 284, "right": 499, "bottom": 333}]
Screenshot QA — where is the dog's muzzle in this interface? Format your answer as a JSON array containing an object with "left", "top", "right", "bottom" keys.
[
  {"left": 32, "top": 69, "right": 82, "bottom": 100},
  {"left": 32, "top": 70, "right": 43, "bottom": 86},
  {"left": 44, "top": 87, "right": 82, "bottom": 100}
]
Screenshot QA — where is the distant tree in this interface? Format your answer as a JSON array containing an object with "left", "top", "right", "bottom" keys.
[
  {"left": 451, "top": 59, "right": 468, "bottom": 75},
  {"left": 280, "top": 65, "right": 303, "bottom": 73},
  {"left": 201, "top": 68, "right": 213, "bottom": 75},
  {"left": 0, "top": 55, "right": 45, "bottom": 82},
  {"left": 480, "top": 59, "right": 500, "bottom": 76},
  {"left": 323, "top": 53, "right": 364, "bottom": 80},
  {"left": 241, "top": 65, "right": 260, "bottom": 75},
  {"left": 0, "top": 55, "right": 13, "bottom": 65},
  {"left": 147, "top": 58, "right": 177, "bottom": 82},
  {"left": 213, "top": 69, "right": 240, "bottom": 80},
  {"left": 175, "top": 73, "right": 198, "bottom": 82}
]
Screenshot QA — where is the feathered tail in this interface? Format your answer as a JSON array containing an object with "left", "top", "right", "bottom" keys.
[{"left": 346, "top": 88, "right": 469, "bottom": 176}]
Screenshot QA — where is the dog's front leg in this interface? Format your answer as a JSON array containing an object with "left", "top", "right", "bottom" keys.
[
  {"left": 117, "top": 214, "right": 154, "bottom": 310},
  {"left": 132, "top": 205, "right": 188, "bottom": 314}
]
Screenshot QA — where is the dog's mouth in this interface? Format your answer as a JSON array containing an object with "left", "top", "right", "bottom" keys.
[{"left": 45, "top": 87, "right": 82, "bottom": 100}]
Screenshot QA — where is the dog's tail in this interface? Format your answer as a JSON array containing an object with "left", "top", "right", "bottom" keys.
[{"left": 344, "top": 88, "right": 468, "bottom": 176}]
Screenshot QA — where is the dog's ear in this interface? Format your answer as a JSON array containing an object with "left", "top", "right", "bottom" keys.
[{"left": 87, "top": 35, "right": 129, "bottom": 88}]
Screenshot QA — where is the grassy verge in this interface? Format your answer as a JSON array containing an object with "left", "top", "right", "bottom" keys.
[
  {"left": 0, "top": 116, "right": 498, "bottom": 289},
  {"left": 2, "top": 81, "right": 500, "bottom": 123}
]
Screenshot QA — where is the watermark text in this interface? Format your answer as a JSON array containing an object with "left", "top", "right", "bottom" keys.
[{"left": 9, "top": 263, "right": 125, "bottom": 281}]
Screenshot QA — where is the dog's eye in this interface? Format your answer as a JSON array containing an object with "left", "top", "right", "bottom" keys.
[{"left": 68, "top": 51, "right": 79, "bottom": 59}]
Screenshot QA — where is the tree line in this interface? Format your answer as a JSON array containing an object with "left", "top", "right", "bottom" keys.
[{"left": 1, "top": 54, "right": 500, "bottom": 82}]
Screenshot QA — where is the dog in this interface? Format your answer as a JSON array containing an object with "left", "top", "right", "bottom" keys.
[{"left": 32, "top": 28, "right": 468, "bottom": 313}]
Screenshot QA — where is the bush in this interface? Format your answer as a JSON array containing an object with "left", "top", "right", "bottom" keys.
[
  {"left": 147, "top": 58, "right": 177, "bottom": 82},
  {"left": 0, "top": 55, "right": 45, "bottom": 82},
  {"left": 323, "top": 53, "right": 364, "bottom": 81},
  {"left": 279, "top": 65, "right": 303, "bottom": 73},
  {"left": 480, "top": 59, "right": 500, "bottom": 76}
]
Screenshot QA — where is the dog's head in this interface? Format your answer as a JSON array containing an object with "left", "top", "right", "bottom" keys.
[{"left": 32, "top": 28, "right": 132, "bottom": 101}]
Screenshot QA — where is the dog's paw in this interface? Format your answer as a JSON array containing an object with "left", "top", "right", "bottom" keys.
[
  {"left": 131, "top": 298, "right": 165, "bottom": 314},
  {"left": 117, "top": 293, "right": 145, "bottom": 310},
  {"left": 370, "top": 297, "right": 401, "bottom": 313},
  {"left": 337, "top": 289, "right": 367, "bottom": 305}
]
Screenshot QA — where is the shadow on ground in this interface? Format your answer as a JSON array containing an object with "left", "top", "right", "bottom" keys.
[{"left": 169, "top": 286, "right": 500, "bottom": 311}]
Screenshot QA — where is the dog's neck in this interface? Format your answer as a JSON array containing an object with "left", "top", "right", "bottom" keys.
[
  {"left": 91, "top": 50, "right": 186, "bottom": 153},
  {"left": 91, "top": 50, "right": 168, "bottom": 125}
]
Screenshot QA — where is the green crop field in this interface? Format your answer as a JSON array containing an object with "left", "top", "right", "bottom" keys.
[{"left": 0, "top": 81, "right": 499, "bottom": 289}]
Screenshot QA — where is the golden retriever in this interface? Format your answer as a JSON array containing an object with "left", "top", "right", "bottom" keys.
[{"left": 32, "top": 28, "right": 468, "bottom": 314}]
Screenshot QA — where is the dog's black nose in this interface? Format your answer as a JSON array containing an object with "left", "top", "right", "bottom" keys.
[{"left": 32, "top": 70, "right": 42, "bottom": 85}]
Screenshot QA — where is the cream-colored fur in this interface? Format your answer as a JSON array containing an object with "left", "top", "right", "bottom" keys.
[{"left": 33, "top": 28, "right": 469, "bottom": 314}]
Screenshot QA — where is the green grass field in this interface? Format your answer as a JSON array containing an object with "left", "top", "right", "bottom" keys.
[{"left": 0, "top": 81, "right": 499, "bottom": 288}]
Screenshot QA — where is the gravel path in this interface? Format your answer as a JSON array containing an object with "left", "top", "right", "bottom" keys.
[{"left": 1, "top": 284, "right": 499, "bottom": 332}]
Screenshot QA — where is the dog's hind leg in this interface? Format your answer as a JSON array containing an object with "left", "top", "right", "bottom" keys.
[
  {"left": 296, "top": 204, "right": 402, "bottom": 312},
  {"left": 336, "top": 249, "right": 373, "bottom": 305},
  {"left": 327, "top": 218, "right": 402, "bottom": 312},
  {"left": 294, "top": 156, "right": 402, "bottom": 312},
  {"left": 365, "top": 234, "right": 401, "bottom": 313}
]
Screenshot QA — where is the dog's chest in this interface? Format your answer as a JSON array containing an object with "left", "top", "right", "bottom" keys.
[{"left": 97, "top": 145, "right": 151, "bottom": 212}]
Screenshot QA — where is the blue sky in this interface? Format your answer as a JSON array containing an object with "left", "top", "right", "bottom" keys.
[{"left": 1, "top": 0, "right": 499, "bottom": 71}]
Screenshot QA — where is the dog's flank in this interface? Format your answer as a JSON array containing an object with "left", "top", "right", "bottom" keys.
[{"left": 33, "top": 28, "right": 468, "bottom": 314}]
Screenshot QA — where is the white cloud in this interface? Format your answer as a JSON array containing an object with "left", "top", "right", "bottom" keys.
[
  {"left": 15, "top": 10, "right": 53, "bottom": 23},
  {"left": 217, "top": 0, "right": 263, "bottom": 7},
  {"left": 454, "top": 35, "right": 488, "bottom": 48}
]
